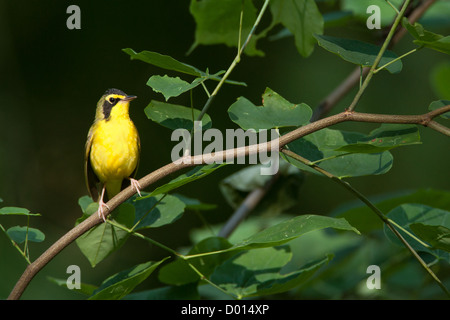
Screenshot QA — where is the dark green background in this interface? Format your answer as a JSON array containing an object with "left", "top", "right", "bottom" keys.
[{"left": 0, "top": 1, "right": 449, "bottom": 299}]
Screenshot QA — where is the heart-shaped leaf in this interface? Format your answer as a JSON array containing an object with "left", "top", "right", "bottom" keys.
[{"left": 228, "top": 88, "right": 312, "bottom": 130}]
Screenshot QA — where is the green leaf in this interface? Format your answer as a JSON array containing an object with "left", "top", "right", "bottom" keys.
[
  {"left": 6, "top": 226, "right": 45, "bottom": 243},
  {"left": 47, "top": 276, "right": 97, "bottom": 296},
  {"left": 147, "top": 75, "right": 204, "bottom": 101},
  {"left": 335, "top": 188, "right": 450, "bottom": 233},
  {"left": 428, "top": 100, "right": 450, "bottom": 120},
  {"left": 159, "top": 237, "right": 233, "bottom": 286},
  {"left": 230, "top": 215, "right": 359, "bottom": 251},
  {"left": 283, "top": 127, "right": 394, "bottom": 178},
  {"left": 124, "top": 48, "right": 245, "bottom": 87},
  {"left": 131, "top": 194, "right": 186, "bottom": 230},
  {"left": 75, "top": 203, "right": 135, "bottom": 267},
  {"left": 189, "top": 0, "right": 262, "bottom": 56},
  {"left": 89, "top": 258, "right": 169, "bottom": 300},
  {"left": 148, "top": 164, "right": 227, "bottom": 198},
  {"left": 123, "top": 48, "right": 203, "bottom": 76},
  {"left": 145, "top": 100, "right": 212, "bottom": 131},
  {"left": 385, "top": 203, "right": 450, "bottom": 262},
  {"left": 314, "top": 34, "right": 403, "bottom": 73},
  {"left": 403, "top": 18, "right": 450, "bottom": 55},
  {"left": 430, "top": 62, "right": 450, "bottom": 100},
  {"left": 334, "top": 124, "right": 421, "bottom": 154},
  {"left": 228, "top": 88, "right": 312, "bottom": 130},
  {"left": 410, "top": 223, "right": 450, "bottom": 252},
  {"left": 270, "top": 0, "right": 323, "bottom": 57},
  {"left": 210, "top": 246, "right": 330, "bottom": 298},
  {"left": 78, "top": 195, "right": 94, "bottom": 214},
  {"left": 0, "top": 207, "right": 40, "bottom": 216}
]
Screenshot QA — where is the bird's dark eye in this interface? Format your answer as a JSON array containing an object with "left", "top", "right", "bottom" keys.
[{"left": 109, "top": 97, "right": 116, "bottom": 104}]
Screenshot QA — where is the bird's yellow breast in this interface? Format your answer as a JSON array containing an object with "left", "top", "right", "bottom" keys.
[{"left": 89, "top": 116, "right": 139, "bottom": 184}]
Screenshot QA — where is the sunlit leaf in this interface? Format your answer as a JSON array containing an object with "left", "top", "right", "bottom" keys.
[
  {"left": 228, "top": 88, "right": 312, "bottom": 130},
  {"left": 6, "top": 226, "right": 45, "bottom": 243},
  {"left": 0, "top": 207, "right": 40, "bottom": 216},
  {"left": 147, "top": 75, "right": 204, "bottom": 101}
]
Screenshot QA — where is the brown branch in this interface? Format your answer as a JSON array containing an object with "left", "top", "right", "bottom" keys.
[
  {"left": 426, "top": 120, "right": 450, "bottom": 137},
  {"left": 8, "top": 104, "right": 450, "bottom": 300}
]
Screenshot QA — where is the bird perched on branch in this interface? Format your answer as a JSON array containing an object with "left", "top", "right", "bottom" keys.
[{"left": 84, "top": 88, "right": 141, "bottom": 221}]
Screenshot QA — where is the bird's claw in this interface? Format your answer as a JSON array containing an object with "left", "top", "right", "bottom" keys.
[
  {"left": 130, "top": 178, "right": 142, "bottom": 197},
  {"left": 98, "top": 199, "right": 110, "bottom": 222},
  {"left": 98, "top": 186, "right": 110, "bottom": 222}
]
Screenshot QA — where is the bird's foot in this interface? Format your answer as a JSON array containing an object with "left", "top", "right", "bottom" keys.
[
  {"left": 98, "top": 186, "right": 110, "bottom": 222},
  {"left": 130, "top": 178, "right": 142, "bottom": 197},
  {"left": 98, "top": 198, "right": 110, "bottom": 222}
]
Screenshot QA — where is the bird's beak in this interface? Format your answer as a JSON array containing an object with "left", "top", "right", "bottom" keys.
[{"left": 123, "top": 95, "right": 137, "bottom": 101}]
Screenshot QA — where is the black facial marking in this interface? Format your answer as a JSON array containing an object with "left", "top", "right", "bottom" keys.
[{"left": 101, "top": 89, "right": 128, "bottom": 120}]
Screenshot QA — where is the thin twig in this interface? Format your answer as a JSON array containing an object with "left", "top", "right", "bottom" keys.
[
  {"left": 426, "top": 120, "right": 450, "bottom": 136},
  {"left": 196, "top": 0, "right": 270, "bottom": 121},
  {"left": 347, "top": 0, "right": 412, "bottom": 112},
  {"left": 312, "top": 0, "right": 435, "bottom": 120}
]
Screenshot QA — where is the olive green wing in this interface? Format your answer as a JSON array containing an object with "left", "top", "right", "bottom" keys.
[{"left": 85, "top": 125, "right": 100, "bottom": 202}]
